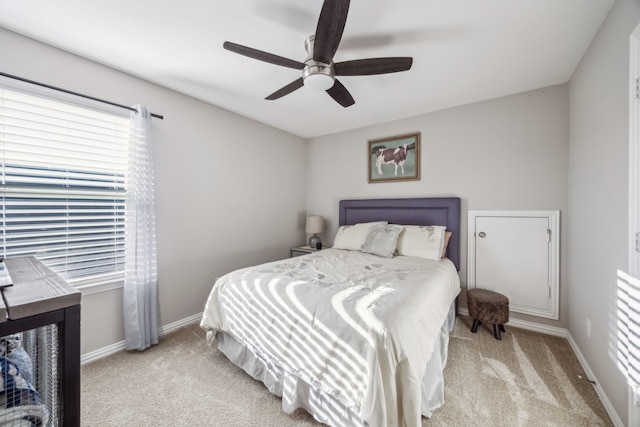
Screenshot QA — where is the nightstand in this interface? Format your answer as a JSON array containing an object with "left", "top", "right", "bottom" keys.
[{"left": 290, "top": 246, "right": 325, "bottom": 257}]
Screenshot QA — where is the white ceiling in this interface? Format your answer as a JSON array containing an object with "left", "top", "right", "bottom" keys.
[{"left": 0, "top": 0, "right": 614, "bottom": 138}]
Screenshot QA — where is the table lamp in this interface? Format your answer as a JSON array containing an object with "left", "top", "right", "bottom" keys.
[{"left": 305, "top": 215, "right": 324, "bottom": 249}]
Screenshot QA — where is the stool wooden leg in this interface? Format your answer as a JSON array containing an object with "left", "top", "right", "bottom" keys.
[
  {"left": 471, "top": 319, "right": 481, "bottom": 333},
  {"left": 499, "top": 324, "right": 505, "bottom": 333},
  {"left": 493, "top": 324, "right": 502, "bottom": 340}
]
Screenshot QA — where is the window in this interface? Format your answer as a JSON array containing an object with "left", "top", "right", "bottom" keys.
[{"left": 0, "top": 86, "right": 131, "bottom": 288}]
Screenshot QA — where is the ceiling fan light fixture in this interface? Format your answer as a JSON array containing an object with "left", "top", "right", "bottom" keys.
[{"left": 303, "top": 73, "right": 335, "bottom": 91}]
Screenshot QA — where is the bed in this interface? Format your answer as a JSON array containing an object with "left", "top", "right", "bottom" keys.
[{"left": 201, "top": 197, "right": 461, "bottom": 426}]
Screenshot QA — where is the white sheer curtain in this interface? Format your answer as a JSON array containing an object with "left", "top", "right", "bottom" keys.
[{"left": 123, "top": 105, "right": 159, "bottom": 350}]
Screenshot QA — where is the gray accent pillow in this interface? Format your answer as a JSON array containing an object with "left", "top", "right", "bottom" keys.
[{"left": 361, "top": 224, "right": 404, "bottom": 258}]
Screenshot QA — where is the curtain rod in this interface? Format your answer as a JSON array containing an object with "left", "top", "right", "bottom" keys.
[{"left": 0, "top": 71, "right": 164, "bottom": 120}]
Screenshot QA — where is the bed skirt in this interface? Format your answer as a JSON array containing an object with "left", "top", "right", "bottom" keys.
[{"left": 216, "top": 302, "right": 457, "bottom": 427}]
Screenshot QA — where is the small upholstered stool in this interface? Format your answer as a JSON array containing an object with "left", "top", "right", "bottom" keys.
[{"left": 467, "top": 288, "right": 509, "bottom": 340}]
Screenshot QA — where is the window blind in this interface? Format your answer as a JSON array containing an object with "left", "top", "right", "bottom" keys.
[{"left": 0, "top": 86, "right": 131, "bottom": 287}]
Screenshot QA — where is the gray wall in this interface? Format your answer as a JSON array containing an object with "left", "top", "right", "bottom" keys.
[
  {"left": 0, "top": 28, "right": 308, "bottom": 355},
  {"left": 567, "top": 0, "right": 640, "bottom": 423},
  {"left": 306, "top": 84, "right": 569, "bottom": 327}
]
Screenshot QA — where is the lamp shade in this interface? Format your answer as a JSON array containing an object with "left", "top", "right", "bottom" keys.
[{"left": 305, "top": 215, "right": 324, "bottom": 234}]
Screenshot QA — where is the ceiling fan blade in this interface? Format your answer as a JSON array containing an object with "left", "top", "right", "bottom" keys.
[
  {"left": 223, "top": 41, "right": 305, "bottom": 70},
  {"left": 334, "top": 57, "right": 413, "bottom": 76},
  {"left": 313, "top": 0, "right": 350, "bottom": 64},
  {"left": 265, "top": 78, "right": 305, "bottom": 100},
  {"left": 326, "top": 79, "right": 355, "bottom": 107}
]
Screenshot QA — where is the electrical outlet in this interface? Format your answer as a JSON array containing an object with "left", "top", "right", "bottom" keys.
[{"left": 586, "top": 318, "right": 591, "bottom": 339}]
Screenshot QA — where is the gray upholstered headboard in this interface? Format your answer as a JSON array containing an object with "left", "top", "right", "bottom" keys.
[{"left": 338, "top": 197, "right": 461, "bottom": 270}]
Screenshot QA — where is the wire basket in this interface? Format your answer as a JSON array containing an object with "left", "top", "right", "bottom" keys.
[{"left": 0, "top": 324, "right": 61, "bottom": 426}]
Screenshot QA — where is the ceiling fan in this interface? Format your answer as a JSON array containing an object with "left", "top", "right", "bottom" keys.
[{"left": 223, "top": 0, "right": 413, "bottom": 107}]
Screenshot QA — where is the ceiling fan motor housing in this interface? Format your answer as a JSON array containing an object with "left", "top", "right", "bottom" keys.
[{"left": 303, "top": 35, "right": 335, "bottom": 90}]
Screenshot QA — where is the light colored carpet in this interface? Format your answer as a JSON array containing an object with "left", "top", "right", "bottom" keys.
[{"left": 81, "top": 317, "right": 613, "bottom": 426}]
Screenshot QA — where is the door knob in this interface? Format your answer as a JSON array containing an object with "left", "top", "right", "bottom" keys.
[{"left": 478, "top": 232, "right": 486, "bottom": 238}]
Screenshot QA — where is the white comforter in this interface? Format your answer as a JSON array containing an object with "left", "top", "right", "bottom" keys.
[{"left": 200, "top": 248, "right": 460, "bottom": 427}]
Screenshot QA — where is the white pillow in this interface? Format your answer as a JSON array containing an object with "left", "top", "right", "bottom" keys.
[
  {"left": 361, "top": 224, "right": 404, "bottom": 258},
  {"left": 333, "top": 221, "right": 388, "bottom": 251},
  {"left": 396, "top": 225, "right": 446, "bottom": 260}
]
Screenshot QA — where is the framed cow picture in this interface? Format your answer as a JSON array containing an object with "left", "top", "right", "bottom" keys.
[{"left": 368, "top": 132, "right": 420, "bottom": 183}]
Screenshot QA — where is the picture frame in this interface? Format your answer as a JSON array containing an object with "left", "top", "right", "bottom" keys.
[{"left": 368, "top": 132, "right": 420, "bottom": 183}]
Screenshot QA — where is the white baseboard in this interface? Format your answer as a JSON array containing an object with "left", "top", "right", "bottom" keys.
[
  {"left": 458, "top": 308, "right": 566, "bottom": 337},
  {"left": 80, "top": 340, "right": 126, "bottom": 366},
  {"left": 160, "top": 312, "right": 203, "bottom": 335},
  {"left": 566, "top": 333, "right": 625, "bottom": 427},
  {"left": 81, "top": 312, "right": 203, "bottom": 365},
  {"left": 458, "top": 308, "right": 623, "bottom": 426}
]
